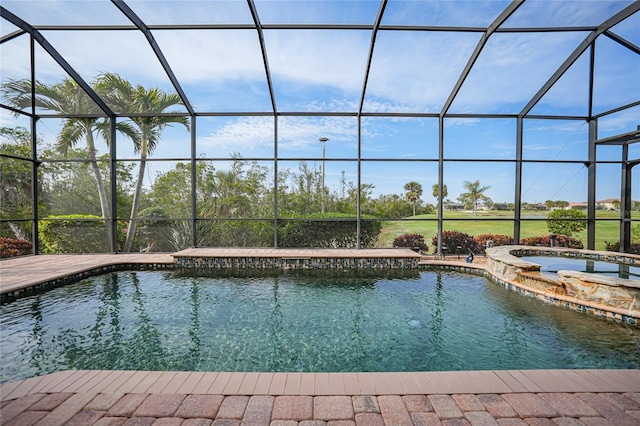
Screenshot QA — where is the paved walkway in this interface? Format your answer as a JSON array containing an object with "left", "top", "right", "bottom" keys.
[
  {"left": 0, "top": 253, "right": 174, "bottom": 296},
  {"left": 1, "top": 369, "right": 639, "bottom": 425}
]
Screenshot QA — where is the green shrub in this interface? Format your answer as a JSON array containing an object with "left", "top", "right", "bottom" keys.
[
  {"left": 203, "top": 220, "right": 274, "bottom": 247},
  {"left": 519, "top": 234, "right": 583, "bottom": 249},
  {"left": 546, "top": 209, "right": 587, "bottom": 237},
  {"left": 0, "top": 237, "right": 32, "bottom": 258},
  {"left": 279, "top": 213, "right": 381, "bottom": 248},
  {"left": 432, "top": 231, "right": 481, "bottom": 255},
  {"left": 393, "top": 233, "right": 429, "bottom": 253},
  {"left": 475, "top": 234, "right": 514, "bottom": 251},
  {"left": 134, "top": 207, "right": 174, "bottom": 252},
  {"left": 604, "top": 241, "right": 640, "bottom": 254},
  {"left": 39, "top": 214, "right": 122, "bottom": 253}
]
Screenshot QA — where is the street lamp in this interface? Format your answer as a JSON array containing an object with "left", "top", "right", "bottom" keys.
[{"left": 319, "top": 137, "right": 329, "bottom": 213}]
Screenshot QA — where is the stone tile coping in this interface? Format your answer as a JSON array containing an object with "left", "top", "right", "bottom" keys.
[
  {"left": 173, "top": 248, "right": 422, "bottom": 259},
  {"left": 1, "top": 250, "right": 421, "bottom": 299},
  {"left": 2, "top": 369, "right": 639, "bottom": 402},
  {"left": 0, "top": 254, "right": 174, "bottom": 297}
]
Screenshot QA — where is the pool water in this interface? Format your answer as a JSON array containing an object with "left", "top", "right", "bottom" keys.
[
  {"left": 521, "top": 256, "right": 640, "bottom": 280},
  {"left": 2, "top": 270, "right": 639, "bottom": 384}
]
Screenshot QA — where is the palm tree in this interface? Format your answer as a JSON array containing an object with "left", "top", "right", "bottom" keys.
[
  {"left": 404, "top": 181, "right": 423, "bottom": 216},
  {"left": 432, "top": 183, "right": 448, "bottom": 204},
  {"left": 96, "top": 73, "right": 189, "bottom": 252},
  {"left": 458, "top": 180, "right": 490, "bottom": 220},
  {"left": 1, "top": 78, "right": 137, "bottom": 250}
]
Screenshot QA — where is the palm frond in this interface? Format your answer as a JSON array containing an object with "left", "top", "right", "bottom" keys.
[{"left": 57, "top": 119, "right": 90, "bottom": 156}]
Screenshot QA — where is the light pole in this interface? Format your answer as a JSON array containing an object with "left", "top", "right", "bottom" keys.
[{"left": 319, "top": 137, "right": 329, "bottom": 213}]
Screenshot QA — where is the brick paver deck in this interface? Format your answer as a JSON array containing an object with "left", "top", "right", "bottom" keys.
[
  {"left": 2, "top": 254, "right": 639, "bottom": 425},
  {"left": 1, "top": 370, "right": 639, "bottom": 425}
]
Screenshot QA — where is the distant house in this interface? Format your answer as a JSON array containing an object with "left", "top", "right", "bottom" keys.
[
  {"left": 445, "top": 203, "right": 465, "bottom": 211},
  {"left": 568, "top": 200, "right": 619, "bottom": 211},
  {"left": 494, "top": 203, "right": 509, "bottom": 210},
  {"left": 598, "top": 198, "right": 619, "bottom": 210},
  {"left": 569, "top": 202, "right": 588, "bottom": 210},
  {"left": 533, "top": 203, "right": 548, "bottom": 210}
]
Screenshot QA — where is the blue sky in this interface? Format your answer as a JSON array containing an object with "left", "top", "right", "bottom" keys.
[{"left": 1, "top": 0, "right": 639, "bottom": 204}]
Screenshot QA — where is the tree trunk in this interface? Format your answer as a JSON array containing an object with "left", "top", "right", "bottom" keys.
[
  {"left": 86, "top": 131, "right": 113, "bottom": 251},
  {"left": 123, "top": 154, "right": 146, "bottom": 252}
]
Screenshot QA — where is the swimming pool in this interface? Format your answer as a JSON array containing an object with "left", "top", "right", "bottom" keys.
[
  {"left": 521, "top": 256, "right": 640, "bottom": 280},
  {"left": 2, "top": 270, "right": 639, "bottom": 384}
]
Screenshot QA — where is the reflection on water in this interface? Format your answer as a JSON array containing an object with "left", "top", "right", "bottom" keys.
[{"left": 1, "top": 270, "right": 639, "bottom": 383}]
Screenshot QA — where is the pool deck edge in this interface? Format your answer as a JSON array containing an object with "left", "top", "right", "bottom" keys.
[{"left": 2, "top": 369, "right": 639, "bottom": 401}]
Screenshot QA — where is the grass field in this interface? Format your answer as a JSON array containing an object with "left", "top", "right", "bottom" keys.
[{"left": 377, "top": 210, "right": 639, "bottom": 252}]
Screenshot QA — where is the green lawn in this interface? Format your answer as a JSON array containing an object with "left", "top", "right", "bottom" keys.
[{"left": 377, "top": 210, "right": 638, "bottom": 251}]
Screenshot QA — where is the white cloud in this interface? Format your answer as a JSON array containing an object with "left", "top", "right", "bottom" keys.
[
  {"left": 198, "top": 113, "right": 359, "bottom": 154},
  {"left": 265, "top": 29, "right": 371, "bottom": 94},
  {"left": 450, "top": 31, "right": 589, "bottom": 112},
  {"left": 364, "top": 31, "right": 481, "bottom": 111}
]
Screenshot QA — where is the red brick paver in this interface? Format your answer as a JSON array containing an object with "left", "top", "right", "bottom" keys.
[
  {"left": 377, "top": 395, "right": 413, "bottom": 426},
  {"left": 133, "top": 394, "right": 186, "bottom": 418},
  {"left": 351, "top": 395, "right": 379, "bottom": 413},
  {"left": 0, "top": 393, "right": 47, "bottom": 423},
  {"left": 240, "top": 395, "right": 274, "bottom": 425},
  {"left": 271, "top": 396, "right": 313, "bottom": 421},
  {"left": 403, "top": 394, "right": 433, "bottom": 412},
  {"left": 428, "top": 394, "right": 464, "bottom": 420},
  {"left": 500, "top": 393, "right": 558, "bottom": 418},
  {"left": 314, "top": 396, "right": 354, "bottom": 421},
  {"left": 477, "top": 394, "right": 519, "bottom": 418},
  {"left": 106, "top": 394, "right": 149, "bottom": 417},
  {"left": 175, "top": 394, "right": 224, "bottom": 419},
  {"left": 0, "top": 391, "right": 638, "bottom": 425},
  {"left": 216, "top": 395, "right": 249, "bottom": 419},
  {"left": 1, "top": 369, "right": 640, "bottom": 425},
  {"left": 355, "top": 412, "right": 384, "bottom": 426}
]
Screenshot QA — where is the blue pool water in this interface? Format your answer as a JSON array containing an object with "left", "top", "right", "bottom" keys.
[
  {"left": 1, "top": 270, "right": 639, "bottom": 384},
  {"left": 521, "top": 256, "right": 640, "bottom": 280}
]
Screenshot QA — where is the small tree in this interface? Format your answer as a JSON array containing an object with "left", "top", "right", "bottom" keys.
[
  {"left": 432, "top": 183, "right": 448, "bottom": 204},
  {"left": 404, "top": 181, "right": 423, "bottom": 216},
  {"left": 393, "top": 234, "right": 429, "bottom": 253},
  {"left": 458, "top": 180, "right": 490, "bottom": 220},
  {"left": 546, "top": 209, "right": 587, "bottom": 237}
]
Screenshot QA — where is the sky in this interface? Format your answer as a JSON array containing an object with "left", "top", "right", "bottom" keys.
[{"left": 1, "top": 0, "right": 639, "bottom": 205}]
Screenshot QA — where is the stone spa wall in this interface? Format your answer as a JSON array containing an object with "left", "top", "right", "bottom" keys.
[{"left": 486, "top": 246, "right": 639, "bottom": 325}]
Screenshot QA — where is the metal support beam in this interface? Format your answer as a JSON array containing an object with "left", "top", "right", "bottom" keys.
[
  {"left": 514, "top": 117, "right": 523, "bottom": 244},
  {"left": 190, "top": 117, "right": 197, "bottom": 248},
  {"left": 441, "top": 0, "right": 524, "bottom": 116},
  {"left": 110, "top": 119, "right": 118, "bottom": 253},
  {"left": 520, "top": 1, "right": 640, "bottom": 118},
  {"left": 587, "top": 120, "right": 596, "bottom": 250},
  {"left": 357, "top": 117, "right": 362, "bottom": 249},
  {"left": 0, "top": 6, "right": 114, "bottom": 117},
  {"left": 111, "top": 0, "right": 195, "bottom": 116},
  {"left": 436, "top": 116, "right": 444, "bottom": 256},
  {"left": 247, "top": 0, "right": 278, "bottom": 115},
  {"left": 588, "top": 43, "right": 595, "bottom": 118},
  {"left": 604, "top": 30, "right": 640, "bottom": 55},
  {"left": 0, "top": 28, "right": 26, "bottom": 43},
  {"left": 621, "top": 143, "right": 632, "bottom": 252},
  {"left": 358, "top": 0, "right": 388, "bottom": 114},
  {"left": 29, "top": 35, "right": 39, "bottom": 255},
  {"left": 273, "top": 115, "right": 279, "bottom": 248}
]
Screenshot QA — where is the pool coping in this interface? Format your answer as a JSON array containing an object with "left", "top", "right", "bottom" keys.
[
  {"left": 2, "top": 251, "right": 639, "bottom": 324},
  {"left": 2, "top": 369, "right": 640, "bottom": 402}
]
